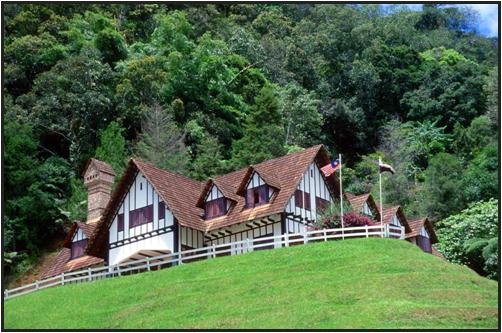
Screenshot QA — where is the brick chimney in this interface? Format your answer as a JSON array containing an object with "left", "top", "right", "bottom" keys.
[{"left": 83, "top": 158, "right": 116, "bottom": 224}]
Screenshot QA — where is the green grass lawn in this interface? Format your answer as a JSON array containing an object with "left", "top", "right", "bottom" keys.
[{"left": 4, "top": 238, "right": 499, "bottom": 329}]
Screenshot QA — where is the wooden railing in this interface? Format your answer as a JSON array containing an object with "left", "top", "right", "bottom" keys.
[{"left": 4, "top": 224, "right": 404, "bottom": 300}]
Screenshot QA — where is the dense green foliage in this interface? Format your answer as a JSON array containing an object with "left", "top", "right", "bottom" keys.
[
  {"left": 4, "top": 239, "right": 498, "bottom": 329},
  {"left": 3, "top": 4, "right": 498, "bottom": 281},
  {"left": 436, "top": 199, "right": 499, "bottom": 279}
]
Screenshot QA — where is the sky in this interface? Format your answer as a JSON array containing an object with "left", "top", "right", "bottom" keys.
[{"left": 380, "top": 4, "right": 499, "bottom": 37}]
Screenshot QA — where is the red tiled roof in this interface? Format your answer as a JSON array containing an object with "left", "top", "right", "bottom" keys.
[
  {"left": 346, "top": 193, "right": 381, "bottom": 221},
  {"left": 380, "top": 205, "right": 412, "bottom": 233},
  {"left": 406, "top": 217, "right": 438, "bottom": 243},
  {"left": 44, "top": 221, "right": 104, "bottom": 278},
  {"left": 41, "top": 248, "right": 104, "bottom": 279},
  {"left": 204, "top": 145, "right": 332, "bottom": 231},
  {"left": 62, "top": 221, "right": 99, "bottom": 248},
  {"left": 196, "top": 178, "right": 240, "bottom": 208}
]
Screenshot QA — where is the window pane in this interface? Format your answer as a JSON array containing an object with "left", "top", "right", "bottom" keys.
[
  {"left": 258, "top": 185, "right": 269, "bottom": 204},
  {"left": 205, "top": 198, "right": 227, "bottom": 219},
  {"left": 71, "top": 239, "right": 88, "bottom": 259},
  {"left": 245, "top": 189, "right": 254, "bottom": 208}
]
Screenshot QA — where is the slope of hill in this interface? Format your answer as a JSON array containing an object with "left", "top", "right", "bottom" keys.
[{"left": 4, "top": 238, "right": 498, "bottom": 329}]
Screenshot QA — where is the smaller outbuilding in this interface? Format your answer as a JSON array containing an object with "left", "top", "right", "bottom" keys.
[{"left": 405, "top": 217, "right": 438, "bottom": 254}]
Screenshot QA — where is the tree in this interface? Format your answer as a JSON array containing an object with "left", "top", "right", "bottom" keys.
[
  {"left": 95, "top": 27, "right": 128, "bottom": 64},
  {"left": 279, "top": 83, "right": 322, "bottom": 148},
  {"left": 189, "top": 133, "right": 226, "bottom": 180},
  {"left": 436, "top": 199, "right": 498, "bottom": 279},
  {"left": 230, "top": 84, "right": 286, "bottom": 168},
  {"left": 95, "top": 121, "right": 128, "bottom": 179},
  {"left": 19, "top": 50, "right": 116, "bottom": 168},
  {"left": 419, "top": 153, "right": 464, "bottom": 221},
  {"left": 484, "top": 67, "right": 498, "bottom": 128},
  {"left": 462, "top": 144, "right": 498, "bottom": 203},
  {"left": 135, "top": 104, "right": 189, "bottom": 174},
  {"left": 401, "top": 48, "right": 486, "bottom": 130}
]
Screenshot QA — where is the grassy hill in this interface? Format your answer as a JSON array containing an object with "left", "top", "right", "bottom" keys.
[{"left": 4, "top": 238, "right": 498, "bottom": 329}]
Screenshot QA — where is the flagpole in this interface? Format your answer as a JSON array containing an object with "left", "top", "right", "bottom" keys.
[
  {"left": 339, "top": 154, "right": 344, "bottom": 239},
  {"left": 379, "top": 157, "right": 383, "bottom": 226}
]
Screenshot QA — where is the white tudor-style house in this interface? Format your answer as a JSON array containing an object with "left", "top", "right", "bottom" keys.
[{"left": 42, "top": 145, "right": 439, "bottom": 279}]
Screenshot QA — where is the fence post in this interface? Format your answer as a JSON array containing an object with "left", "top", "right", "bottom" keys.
[
  {"left": 117, "top": 265, "right": 122, "bottom": 276},
  {"left": 88, "top": 268, "right": 92, "bottom": 281},
  {"left": 401, "top": 226, "right": 405, "bottom": 239},
  {"left": 285, "top": 233, "right": 289, "bottom": 247},
  {"left": 4, "top": 289, "right": 8, "bottom": 299},
  {"left": 303, "top": 232, "right": 307, "bottom": 244},
  {"left": 380, "top": 224, "right": 384, "bottom": 238},
  {"left": 246, "top": 238, "right": 251, "bottom": 252},
  {"left": 35, "top": 280, "right": 39, "bottom": 291},
  {"left": 179, "top": 252, "right": 183, "bottom": 265},
  {"left": 146, "top": 257, "right": 151, "bottom": 271},
  {"left": 212, "top": 243, "right": 216, "bottom": 258},
  {"left": 324, "top": 229, "right": 327, "bottom": 242},
  {"left": 365, "top": 225, "right": 369, "bottom": 238},
  {"left": 61, "top": 273, "right": 65, "bottom": 286}
]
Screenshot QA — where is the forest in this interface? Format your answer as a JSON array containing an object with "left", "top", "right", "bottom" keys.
[{"left": 3, "top": 4, "right": 499, "bottom": 282}]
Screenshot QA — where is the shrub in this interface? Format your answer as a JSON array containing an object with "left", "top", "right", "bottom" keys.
[
  {"left": 436, "top": 198, "right": 498, "bottom": 279},
  {"left": 313, "top": 211, "right": 377, "bottom": 230}
]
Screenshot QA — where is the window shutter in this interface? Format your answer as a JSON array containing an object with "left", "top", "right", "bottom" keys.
[
  {"left": 295, "top": 189, "right": 302, "bottom": 207},
  {"left": 259, "top": 185, "right": 269, "bottom": 204},
  {"left": 158, "top": 201, "right": 165, "bottom": 220},
  {"left": 246, "top": 188, "right": 254, "bottom": 208},
  {"left": 117, "top": 213, "right": 124, "bottom": 232},
  {"left": 129, "top": 210, "right": 136, "bottom": 228},
  {"left": 305, "top": 192, "right": 311, "bottom": 210},
  {"left": 148, "top": 204, "right": 154, "bottom": 222},
  {"left": 71, "top": 239, "right": 88, "bottom": 259}
]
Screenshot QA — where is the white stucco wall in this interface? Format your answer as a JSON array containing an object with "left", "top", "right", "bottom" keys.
[{"left": 108, "top": 172, "right": 175, "bottom": 264}]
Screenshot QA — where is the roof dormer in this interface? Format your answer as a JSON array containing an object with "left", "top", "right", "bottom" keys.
[
  {"left": 236, "top": 166, "right": 280, "bottom": 209},
  {"left": 196, "top": 180, "right": 237, "bottom": 220}
]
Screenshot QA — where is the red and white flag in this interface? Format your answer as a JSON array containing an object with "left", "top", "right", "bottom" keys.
[{"left": 321, "top": 159, "right": 341, "bottom": 177}]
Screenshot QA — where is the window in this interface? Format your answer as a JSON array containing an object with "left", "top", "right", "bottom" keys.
[
  {"left": 316, "top": 197, "right": 330, "bottom": 211},
  {"left": 295, "top": 189, "right": 310, "bottom": 210},
  {"left": 205, "top": 197, "right": 227, "bottom": 219},
  {"left": 71, "top": 239, "right": 88, "bottom": 259},
  {"left": 158, "top": 201, "right": 165, "bottom": 220},
  {"left": 420, "top": 226, "right": 429, "bottom": 238},
  {"left": 245, "top": 185, "right": 269, "bottom": 208},
  {"left": 391, "top": 215, "right": 402, "bottom": 227},
  {"left": 362, "top": 203, "right": 372, "bottom": 216},
  {"left": 117, "top": 213, "right": 124, "bottom": 232},
  {"left": 129, "top": 204, "right": 154, "bottom": 228}
]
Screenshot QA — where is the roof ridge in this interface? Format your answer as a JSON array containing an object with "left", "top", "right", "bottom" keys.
[{"left": 131, "top": 158, "right": 203, "bottom": 186}]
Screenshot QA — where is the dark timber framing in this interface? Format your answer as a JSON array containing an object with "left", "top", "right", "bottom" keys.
[
  {"left": 204, "top": 219, "right": 280, "bottom": 244},
  {"left": 109, "top": 225, "right": 174, "bottom": 249}
]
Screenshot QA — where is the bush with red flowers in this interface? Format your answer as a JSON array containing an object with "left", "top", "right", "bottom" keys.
[
  {"left": 342, "top": 212, "right": 377, "bottom": 227},
  {"left": 312, "top": 211, "right": 377, "bottom": 230}
]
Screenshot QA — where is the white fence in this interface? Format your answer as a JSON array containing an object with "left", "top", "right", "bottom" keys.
[{"left": 4, "top": 224, "right": 404, "bottom": 300}]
